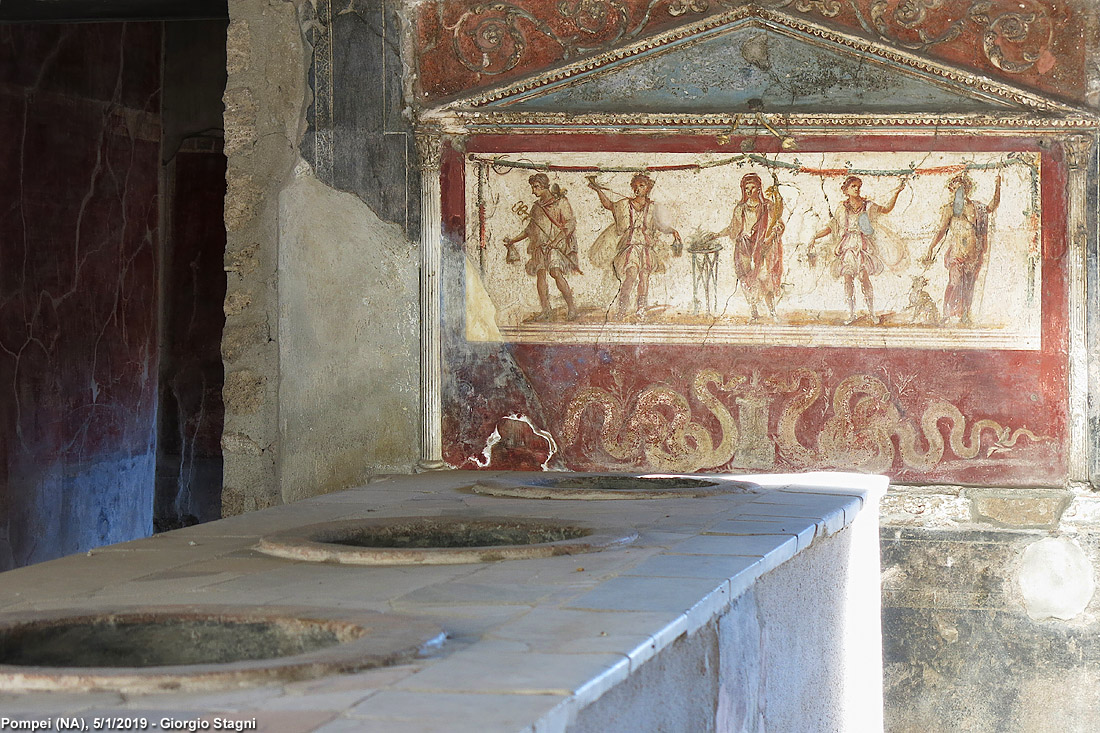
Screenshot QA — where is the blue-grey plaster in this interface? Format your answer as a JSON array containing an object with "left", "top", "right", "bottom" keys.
[
  {"left": 302, "top": 0, "right": 419, "bottom": 237},
  {"left": 2, "top": 453, "right": 155, "bottom": 571},
  {"left": 882, "top": 527, "right": 1100, "bottom": 731},
  {"left": 493, "top": 28, "right": 1014, "bottom": 114}
]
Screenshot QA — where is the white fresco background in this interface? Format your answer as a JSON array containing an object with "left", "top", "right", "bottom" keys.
[{"left": 464, "top": 150, "right": 1042, "bottom": 349}]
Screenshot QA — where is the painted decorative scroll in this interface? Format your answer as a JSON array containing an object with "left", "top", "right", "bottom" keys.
[
  {"left": 560, "top": 367, "right": 1048, "bottom": 473},
  {"left": 416, "top": 0, "right": 1081, "bottom": 102},
  {"left": 858, "top": 0, "right": 1057, "bottom": 74},
  {"left": 464, "top": 150, "right": 1042, "bottom": 349},
  {"left": 441, "top": 0, "right": 1057, "bottom": 75}
]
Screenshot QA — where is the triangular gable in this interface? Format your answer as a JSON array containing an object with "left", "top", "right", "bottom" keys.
[
  {"left": 485, "top": 24, "right": 1016, "bottom": 114},
  {"left": 426, "top": 5, "right": 1082, "bottom": 118}
]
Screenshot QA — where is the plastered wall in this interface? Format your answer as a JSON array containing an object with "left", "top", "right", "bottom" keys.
[
  {"left": 0, "top": 23, "right": 162, "bottom": 569},
  {"left": 222, "top": 0, "right": 421, "bottom": 512},
  {"left": 278, "top": 170, "right": 419, "bottom": 502}
]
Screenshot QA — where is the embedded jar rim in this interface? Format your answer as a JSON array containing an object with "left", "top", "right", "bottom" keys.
[
  {"left": 254, "top": 515, "right": 638, "bottom": 565},
  {"left": 0, "top": 605, "right": 445, "bottom": 693}
]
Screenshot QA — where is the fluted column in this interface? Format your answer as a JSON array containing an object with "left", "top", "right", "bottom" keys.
[
  {"left": 1065, "top": 134, "right": 1093, "bottom": 483},
  {"left": 416, "top": 130, "right": 446, "bottom": 470}
]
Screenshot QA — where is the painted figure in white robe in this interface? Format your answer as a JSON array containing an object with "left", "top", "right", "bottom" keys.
[
  {"left": 588, "top": 173, "right": 683, "bottom": 320},
  {"left": 810, "top": 175, "right": 906, "bottom": 325}
]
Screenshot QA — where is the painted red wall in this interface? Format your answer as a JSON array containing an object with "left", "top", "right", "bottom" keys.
[
  {"left": 441, "top": 134, "right": 1068, "bottom": 486},
  {"left": 415, "top": 0, "right": 1092, "bottom": 106},
  {"left": 155, "top": 145, "right": 226, "bottom": 531},
  {"left": 0, "top": 23, "right": 162, "bottom": 569}
]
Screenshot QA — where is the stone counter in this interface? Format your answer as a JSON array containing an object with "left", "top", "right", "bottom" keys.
[{"left": 0, "top": 472, "right": 885, "bottom": 732}]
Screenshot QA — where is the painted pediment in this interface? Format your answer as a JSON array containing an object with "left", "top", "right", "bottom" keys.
[
  {"left": 415, "top": 0, "right": 1093, "bottom": 108},
  {"left": 431, "top": 6, "right": 1078, "bottom": 117}
]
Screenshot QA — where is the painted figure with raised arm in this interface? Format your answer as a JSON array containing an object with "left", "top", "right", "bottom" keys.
[
  {"left": 810, "top": 175, "right": 906, "bottom": 325},
  {"left": 503, "top": 173, "right": 580, "bottom": 321},
  {"left": 920, "top": 172, "right": 1001, "bottom": 326},
  {"left": 588, "top": 173, "right": 683, "bottom": 320}
]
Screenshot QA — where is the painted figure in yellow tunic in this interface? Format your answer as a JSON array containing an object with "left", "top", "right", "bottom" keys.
[{"left": 588, "top": 173, "right": 683, "bottom": 320}]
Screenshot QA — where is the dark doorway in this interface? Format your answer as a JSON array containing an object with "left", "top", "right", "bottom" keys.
[{"left": 154, "top": 20, "right": 229, "bottom": 532}]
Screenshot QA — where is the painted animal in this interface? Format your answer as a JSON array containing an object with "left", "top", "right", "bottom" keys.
[
  {"left": 560, "top": 369, "right": 744, "bottom": 472},
  {"left": 770, "top": 371, "right": 1046, "bottom": 472},
  {"left": 905, "top": 275, "right": 940, "bottom": 325}
]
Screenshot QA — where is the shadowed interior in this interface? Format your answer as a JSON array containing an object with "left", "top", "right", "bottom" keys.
[
  {"left": 530, "top": 476, "right": 721, "bottom": 490},
  {"left": 0, "top": 618, "right": 349, "bottom": 668},
  {"left": 318, "top": 519, "right": 591, "bottom": 548}
]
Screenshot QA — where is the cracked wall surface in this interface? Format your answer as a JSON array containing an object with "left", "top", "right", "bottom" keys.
[
  {"left": 882, "top": 487, "right": 1100, "bottom": 732},
  {"left": 223, "top": 0, "right": 421, "bottom": 513},
  {"left": 0, "top": 22, "right": 162, "bottom": 568}
]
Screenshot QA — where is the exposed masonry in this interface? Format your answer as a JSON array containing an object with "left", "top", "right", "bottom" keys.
[
  {"left": 222, "top": 0, "right": 306, "bottom": 516},
  {"left": 884, "top": 485, "right": 1080, "bottom": 530},
  {"left": 223, "top": 0, "right": 422, "bottom": 513}
]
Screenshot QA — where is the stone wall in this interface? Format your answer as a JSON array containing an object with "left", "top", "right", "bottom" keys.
[
  {"left": 221, "top": 0, "right": 304, "bottom": 515},
  {"left": 882, "top": 486, "right": 1100, "bottom": 731},
  {"left": 222, "top": 0, "right": 420, "bottom": 513}
]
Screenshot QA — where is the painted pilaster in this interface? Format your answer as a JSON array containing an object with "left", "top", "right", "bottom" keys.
[
  {"left": 416, "top": 130, "right": 446, "bottom": 470},
  {"left": 1065, "top": 134, "right": 1094, "bottom": 485},
  {"left": 1082, "top": 131, "right": 1100, "bottom": 487}
]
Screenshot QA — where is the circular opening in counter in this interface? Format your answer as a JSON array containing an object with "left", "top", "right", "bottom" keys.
[
  {"left": 0, "top": 618, "right": 341, "bottom": 668},
  {"left": 326, "top": 521, "right": 588, "bottom": 549},
  {"left": 256, "top": 517, "right": 637, "bottom": 565},
  {"left": 469, "top": 474, "right": 761, "bottom": 500},
  {"left": 0, "top": 607, "right": 444, "bottom": 693}
]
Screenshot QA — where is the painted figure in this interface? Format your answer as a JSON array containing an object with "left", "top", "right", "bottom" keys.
[
  {"left": 707, "top": 173, "right": 784, "bottom": 321},
  {"left": 905, "top": 274, "right": 940, "bottom": 325},
  {"left": 810, "top": 176, "right": 906, "bottom": 325},
  {"left": 920, "top": 172, "right": 1001, "bottom": 326},
  {"left": 588, "top": 173, "right": 683, "bottom": 319},
  {"left": 503, "top": 173, "right": 580, "bottom": 321}
]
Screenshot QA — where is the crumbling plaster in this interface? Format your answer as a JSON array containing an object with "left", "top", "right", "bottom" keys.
[
  {"left": 222, "top": 0, "right": 420, "bottom": 515},
  {"left": 882, "top": 483, "right": 1100, "bottom": 731},
  {"left": 278, "top": 165, "right": 419, "bottom": 502}
]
